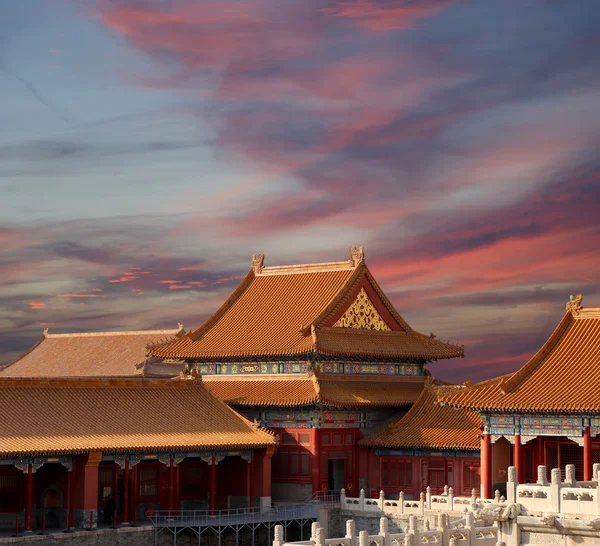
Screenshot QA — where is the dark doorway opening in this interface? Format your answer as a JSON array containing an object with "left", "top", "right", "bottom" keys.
[{"left": 328, "top": 459, "right": 345, "bottom": 492}]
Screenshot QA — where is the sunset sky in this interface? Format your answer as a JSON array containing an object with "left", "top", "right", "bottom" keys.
[{"left": 1, "top": 0, "right": 599, "bottom": 382}]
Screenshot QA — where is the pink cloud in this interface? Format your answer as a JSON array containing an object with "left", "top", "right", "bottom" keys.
[{"left": 28, "top": 301, "right": 46, "bottom": 309}]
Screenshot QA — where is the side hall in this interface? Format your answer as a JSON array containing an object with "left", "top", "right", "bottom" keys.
[
  {"left": 440, "top": 295, "right": 600, "bottom": 497},
  {"left": 0, "top": 377, "right": 277, "bottom": 533}
]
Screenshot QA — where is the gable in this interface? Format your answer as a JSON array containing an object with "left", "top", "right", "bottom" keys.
[
  {"left": 323, "top": 273, "right": 406, "bottom": 332},
  {"left": 333, "top": 288, "right": 391, "bottom": 331}
]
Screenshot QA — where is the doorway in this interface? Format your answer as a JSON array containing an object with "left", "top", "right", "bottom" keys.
[{"left": 328, "top": 459, "right": 345, "bottom": 492}]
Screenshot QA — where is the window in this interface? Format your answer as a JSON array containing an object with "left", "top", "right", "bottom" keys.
[
  {"left": 273, "top": 450, "right": 311, "bottom": 483},
  {"left": 463, "top": 462, "right": 480, "bottom": 493},
  {"left": 139, "top": 466, "right": 158, "bottom": 500},
  {"left": 0, "top": 471, "right": 20, "bottom": 511},
  {"left": 381, "top": 458, "right": 412, "bottom": 487},
  {"left": 99, "top": 466, "right": 114, "bottom": 501}
]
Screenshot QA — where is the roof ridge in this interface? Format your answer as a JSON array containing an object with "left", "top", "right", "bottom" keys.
[
  {"left": 45, "top": 327, "right": 182, "bottom": 339},
  {"left": 0, "top": 376, "right": 202, "bottom": 388},
  {"left": 258, "top": 261, "right": 356, "bottom": 276},
  {"left": 0, "top": 334, "right": 47, "bottom": 373},
  {"left": 149, "top": 271, "right": 255, "bottom": 354},
  {"left": 254, "top": 246, "right": 364, "bottom": 276},
  {"left": 500, "top": 311, "right": 573, "bottom": 394}
]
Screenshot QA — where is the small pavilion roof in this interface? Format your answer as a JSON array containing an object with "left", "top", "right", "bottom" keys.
[
  {"left": 439, "top": 296, "right": 600, "bottom": 413},
  {"left": 0, "top": 326, "right": 183, "bottom": 377},
  {"left": 360, "top": 379, "right": 481, "bottom": 450},
  {"left": 148, "top": 248, "right": 463, "bottom": 362},
  {"left": 201, "top": 373, "right": 426, "bottom": 408},
  {"left": 0, "top": 377, "right": 276, "bottom": 457}
]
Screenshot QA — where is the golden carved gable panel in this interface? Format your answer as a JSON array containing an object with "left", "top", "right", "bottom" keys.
[{"left": 334, "top": 288, "right": 391, "bottom": 331}]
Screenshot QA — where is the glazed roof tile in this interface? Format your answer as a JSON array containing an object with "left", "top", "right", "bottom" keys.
[
  {"left": 440, "top": 299, "right": 600, "bottom": 413},
  {"left": 360, "top": 379, "right": 481, "bottom": 450},
  {"left": 202, "top": 373, "right": 426, "bottom": 408},
  {"left": 0, "top": 327, "right": 183, "bottom": 377},
  {"left": 0, "top": 377, "right": 276, "bottom": 457},
  {"left": 148, "top": 250, "right": 463, "bottom": 361},
  {"left": 313, "top": 327, "right": 464, "bottom": 359}
]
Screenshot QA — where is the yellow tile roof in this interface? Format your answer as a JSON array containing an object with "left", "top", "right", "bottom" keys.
[
  {"left": 360, "top": 379, "right": 481, "bottom": 450},
  {"left": 202, "top": 373, "right": 426, "bottom": 408},
  {"left": 0, "top": 377, "right": 276, "bottom": 457},
  {"left": 440, "top": 298, "right": 600, "bottom": 413},
  {"left": 0, "top": 327, "right": 183, "bottom": 377},
  {"left": 149, "top": 250, "right": 463, "bottom": 361}
]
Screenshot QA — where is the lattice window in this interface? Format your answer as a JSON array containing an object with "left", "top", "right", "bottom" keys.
[
  {"left": 139, "top": 466, "right": 158, "bottom": 500},
  {"left": 334, "top": 289, "right": 391, "bottom": 330},
  {"left": 0, "top": 472, "right": 20, "bottom": 511},
  {"left": 382, "top": 458, "right": 412, "bottom": 487}
]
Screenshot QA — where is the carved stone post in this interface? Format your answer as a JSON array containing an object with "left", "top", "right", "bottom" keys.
[
  {"left": 340, "top": 488, "right": 346, "bottom": 507},
  {"left": 565, "top": 464, "right": 576, "bottom": 486},
  {"left": 593, "top": 463, "right": 600, "bottom": 481},
  {"left": 494, "top": 490, "right": 501, "bottom": 503},
  {"left": 426, "top": 486, "right": 432, "bottom": 509},
  {"left": 346, "top": 519, "right": 357, "bottom": 546},
  {"left": 359, "top": 489, "right": 365, "bottom": 512},
  {"left": 379, "top": 489, "right": 385, "bottom": 511},
  {"left": 419, "top": 491, "right": 425, "bottom": 516},
  {"left": 536, "top": 465, "right": 548, "bottom": 486},
  {"left": 399, "top": 491, "right": 405, "bottom": 515},
  {"left": 273, "top": 525, "right": 284, "bottom": 546},
  {"left": 358, "top": 530, "right": 369, "bottom": 546},
  {"left": 315, "top": 527, "right": 325, "bottom": 546},
  {"left": 380, "top": 517, "right": 390, "bottom": 546},
  {"left": 550, "top": 468, "right": 561, "bottom": 513},
  {"left": 311, "top": 521, "right": 320, "bottom": 541},
  {"left": 471, "top": 488, "right": 477, "bottom": 506},
  {"left": 448, "top": 487, "right": 454, "bottom": 511},
  {"left": 507, "top": 466, "right": 517, "bottom": 503}
]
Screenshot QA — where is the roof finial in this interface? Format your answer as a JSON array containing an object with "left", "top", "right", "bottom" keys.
[
  {"left": 349, "top": 246, "right": 365, "bottom": 267},
  {"left": 43, "top": 328, "right": 49, "bottom": 337},
  {"left": 252, "top": 253, "right": 265, "bottom": 274},
  {"left": 566, "top": 294, "right": 583, "bottom": 315},
  {"left": 177, "top": 322, "right": 184, "bottom": 332}
]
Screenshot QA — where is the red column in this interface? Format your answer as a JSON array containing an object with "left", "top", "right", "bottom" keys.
[
  {"left": 584, "top": 426, "right": 592, "bottom": 481},
  {"left": 262, "top": 447, "right": 274, "bottom": 500},
  {"left": 132, "top": 464, "right": 138, "bottom": 526},
  {"left": 175, "top": 463, "right": 180, "bottom": 510},
  {"left": 112, "top": 465, "right": 119, "bottom": 526},
  {"left": 311, "top": 429, "right": 320, "bottom": 495},
  {"left": 480, "top": 434, "right": 492, "bottom": 499},
  {"left": 66, "top": 470, "right": 73, "bottom": 531},
  {"left": 168, "top": 459, "right": 174, "bottom": 513},
  {"left": 82, "top": 452, "right": 101, "bottom": 529},
  {"left": 514, "top": 434, "right": 522, "bottom": 484},
  {"left": 123, "top": 461, "right": 129, "bottom": 525},
  {"left": 247, "top": 456, "right": 253, "bottom": 509},
  {"left": 209, "top": 457, "right": 216, "bottom": 515},
  {"left": 24, "top": 464, "right": 33, "bottom": 533}
]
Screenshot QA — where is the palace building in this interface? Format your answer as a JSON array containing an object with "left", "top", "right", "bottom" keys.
[
  {"left": 439, "top": 295, "right": 600, "bottom": 498},
  {"left": 144, "top": 247, "right": 464, "bottom": 501}
]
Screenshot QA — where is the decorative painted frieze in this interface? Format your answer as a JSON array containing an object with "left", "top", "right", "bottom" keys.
[
  {"left": 485, "top": 413, "right": 585, "bottom": 438},
  {"left": 195, "top": 360, "right": 423, "bottom": 376},
  {"left": 260, "top": 409, "right": 385, "bottom": 429},
  {"left": 376, "top": 449, "right": 480, "bottom": 458}
]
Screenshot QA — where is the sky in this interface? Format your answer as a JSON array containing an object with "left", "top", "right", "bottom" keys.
[{"left": 1, "top": 0, "right": 599, "bottom": 383}]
